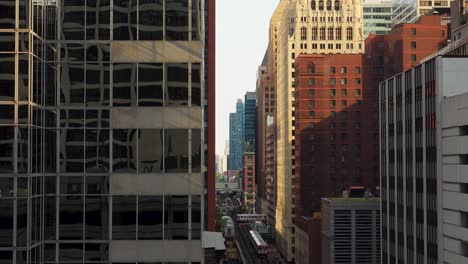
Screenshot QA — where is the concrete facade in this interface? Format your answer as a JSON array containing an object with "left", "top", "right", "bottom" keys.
[
  {"left": 380, "top": 56, "right": 468, "bottom": 264},
  {"left": 451, "top": 0, "right": 468, "bottom": 41},
  {"left": 321, "top": 198, "right": 381, "bottom": 264}
]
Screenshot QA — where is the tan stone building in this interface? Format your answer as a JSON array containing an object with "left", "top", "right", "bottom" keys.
[{"left": 269, "top": 0, "right": 364, "bottom": 261}]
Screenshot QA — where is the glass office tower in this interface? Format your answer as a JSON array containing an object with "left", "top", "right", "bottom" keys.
[{"left": 0, "top": 0, "right": 213, "bottom": 263}]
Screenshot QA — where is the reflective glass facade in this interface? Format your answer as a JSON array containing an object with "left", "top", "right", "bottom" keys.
[{"left": 0, "top": 0, "right": 209, "bottom": 263}]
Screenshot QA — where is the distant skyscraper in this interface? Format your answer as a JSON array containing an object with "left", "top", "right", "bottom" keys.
[
  {"left": 0, "top": 0, "right": 215, "bottom": 262},
  {"left": 244, "top": 92, "right": 257, "bottom": 149},
  {"left": 229, "top": 100, "right": 244, "bottom": 170},
  {"left": 363, "top": 0, "right": 393, "bottom": 37}
]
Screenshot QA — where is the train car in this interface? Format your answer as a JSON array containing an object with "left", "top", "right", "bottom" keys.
[{"left": 249, "top": 230, "right": 268, "bottom": 257}]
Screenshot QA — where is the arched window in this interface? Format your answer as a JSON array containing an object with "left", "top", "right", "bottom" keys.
[
  {"left": 335, "top": 27, "right": 342, "bottom": 40},
  {"left": 326, "top": 0, "right": 332, "bottom": 10},
  {"left": 318, "top": 0, "right": 324, "bottom": 10},
  {"left": 334, "top": 0, "right": 340, "bottom": 10},
  {"left": 347, "top": 27, "right": 353, "bottom": 40},
  {"left": 320, "top": 27, "right": 326, "bottom": 40},
  {"left": 300, "top": 26, "right": 307, "bottom": 40},
  {"left": 311, "top": 0, "right": 316, "bottom": 9},
  {"left": 328, "top": 27, "right": 334, "bottom": 40},
  {"left": 311, "top": 27, "right": 318, "bottom": 40}
]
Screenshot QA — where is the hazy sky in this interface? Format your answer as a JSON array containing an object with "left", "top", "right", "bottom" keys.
[{"left": 216, "top": 0, "right": 279, "bottom": 155}]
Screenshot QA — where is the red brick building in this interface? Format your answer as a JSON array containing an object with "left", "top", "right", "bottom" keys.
[
  {"left": 243, "top": 152, "right": 256, "bottom": 213},
  {"left": 292, "top": 15, "right": 448, "bottom": 264}
]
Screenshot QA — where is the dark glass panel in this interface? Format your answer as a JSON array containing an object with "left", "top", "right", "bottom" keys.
[
  {"left": 59, "top": 243, "right": 83, "bottom": 261},
  {"left": 17, "top": 198, "right": 28, "bottom": 247},
  {"left": 18, "top": 0, "right": 29, "bottom": 29},
  {"left": 191, "top": 129, "right": 201, "bottom": 173},
  {"left": 165, "top": 129, "right": 189, "bottom": 173},
  {"left": 138, "top": 63, "right": 163, "bottom": 106},
  {"left": 45, "top": 176, "right": 57, "bottom": 194},
  {"left": 86, "top": 44, "right": 110, "bottom": 61},
  {"left": 192, "top": 0, "right": 201, "bottom": 40},
  {"left": 0, "top": 105, "right": 14, "bottom": 125},
  {"left": 44, "top": 129, "right": 57, "bottom": 173},
  {"left": 59, "top": 196, "right": 84, "bottom": 240},
  {"left": 61, "top": 0, "right": 85, "bottom": 40},
  {"left": 85, "top": 243, "right": 109, "bottom": 261},
  {"left": 44, "top": 196, "right": 57, "bottom": 240},
  {"left": 18, "top": 33, "right": 29, "bottom": 53},
  {"left": 138, "top": 129, "right": 163, "bottom": 173},
  {"left": 60, "top": 63, "right": 85, "bottom": 106},
  {"left": 0, "top": 199, "right": 13, "bottom": 246},
  {"left": 86, "top": 176, "right": 109, "bottom": 194},
  {"left": 86, "top": 0, "right": 111, "bottom": 40},
  {"left": 0, "top": 1, "right": 15, "bottom": 28},
  {"left": 166, "top": 0, "right": 189, "bottom": 40},
  {"left": 0, "top": 251, "right": 13, "bottom": 264},
  {"left": 86, "top": 109, "right": 110, "bottom": 128},
  {"left": 86, "top": 63, "right": 110, "bottom": 106},
  {"left": 191, "top": 63, "right": 201, "bottom": 106},
  {"left": 61, "top": 43, "right": 85, "bottom": 61},
  {"left": 0, "top": 32, "right": 15, "bottom": 51},
  {"left": 138, "top": 196, "right": 163, "bottom": 239},
  {"left": 17, "top": 127, "right": 29, "bottom": 171},
  {"left": 18, "top": 105, "right": 29, "bottom": 125},
  {"left": 113, "top": 0, "right": 137, "bottom": 40},
  {"left": 32, "top": 2, "right": 44, "bottom": 37},
  {"left": 45, "top": 109, "right": 57, "bottom": 128},
  {"left": 167, "top": 63, "right": 189, "bottom": 105},
  {"left": 85, "top": 196, "right": 109, "bottom": 240},
  {"left": 86, "top": 129, "right": 110, "bottom": 173},
  {"left": 60, "top": 109, "right": 85, "bottom": 128},
  {"left": 60, "top": 129, "right": 85, "bottom": 173},
  {"left": 112, "top": 196, "right": 136, "bottom": 240},
  {"left": 0, "top": 127, "right": 14, "bottom": 173},
  {"left": 16, "top": 250, "right": 27, "bottom": 264},
  {"left": 0, "top": 54, "right": 15, "bottom": 101},
  {"left": 0, "top": 177, "right": 13, "bottom": 197},
  {"left": 17, "top": 177, "right": 28, "bottom": 197},
  {"left": 31, "top": 127, "right": 42, "bottom": 173},
  {"left": 113, "top": 63, "right": 137, "bottom": 106},
  {"left": 18, "top": 54, "right": 29, "bottom": 101},
  {"left": 165, "top": 195, "right": 189, "bottom": 240},
  {"left": 191, "top": 195, "right": 201, "bottom": 239},
  {"left": 45, "top": 64, "right": 57, "bottom": 107},
  {"left": 139, "top": 0, "right": 163, "bottom": 40},
  {"left": 60, "top": 176, "right": 83, "bottom": 194},
  {"left": 112, "top": 129, "right": 137, "bottom": 173},
  {"left": 44, "top": 243, "right": 56, "bottom": 262}
]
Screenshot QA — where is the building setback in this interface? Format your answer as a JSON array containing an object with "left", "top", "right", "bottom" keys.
[
  {"left": 321, "top": 198, "right": 381, "bottom": 264},
  {"left": 0, "top": 0, "right": 215, "bottom": 262},
  {"left": 229, "top": 100, "right": 244, "bottom": 171}
]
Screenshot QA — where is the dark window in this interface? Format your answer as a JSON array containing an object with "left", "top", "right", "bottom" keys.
[
  {"left": 59, "top": 196, "right": 84, "bottom": 240},
  {"left": 60, "top": 176, "right": 83, "bottom": 194},
  {"left": 167, "top": 63, "right": 189, "bottom": 105},
  {"left": 139, "top": 0, "right": 164, "bottom": 40},
  {"left": 59, "top": 243, "right": 83, "bottom": 261},
  {"left": 61, "top": 0, "right": 86, "bottom": 40},
  {"left": 113, "top": 0, "right": 138, "bottom": 40},
  {"left": 138, "top": 63, "right": 164, "bottom": 106},
  {"left": 85, "top": 129, "right": 110, "bottom": 173},
  {"left": 60, "top": 63, "right": 85, "bottom": 106},
  {"left": 85, "top": 196, "right": 109, "bottom": 240},
  {"left": 86, "top": 0, "right": 111, "bottom": 40},
  {"left": 165, "top": 129, "right": 189, "bottom": 173},
  {"left": 0, "top": 1, "right": 15, "bottom": 28},
  {"left": 85, "top": 243, "right": 109, "bottom": 261},
  {"left": 112, "top": 129, "right": 138, "bottom": 173},
  {"left": 138, "top": 196, "right": 163, "bottom": 239},
  {"left": 85, "top": 63, "right": 110, "bottom": 106},
  {"left": 113, "top": 63, "right": 137, "bottom": 106},
  {"left": 191, "top": 63, "right": 202, "bottom": 106},
  {"left": 60, "top": 129, "right": 85, "bottom": 173},
  {"left": 192, "top": 129, "right": 202, "bottom": 173},
  {"left": 0, "top": 54, "right": 17, "bottom": 101},
  {"left": 165, "top": 195, "right": 189, "bottom": 240},
  {"left": 166, "top": 0, "right": 189, "bottom": 40},
  {"left": 112, "top": 196, "right": 136, "bottom": 240},
  {"left": 138, "top": 129, "right": 164, "bottom": 173},
  {"left": 0, "top": 199, "right": 13, "bottom": 246}
]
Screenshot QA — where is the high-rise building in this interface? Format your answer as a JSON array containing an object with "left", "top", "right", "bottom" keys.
[
  {"left": 380, "top": 55, "right": 468, "bottom": 264},
  {"left": 271, "top": 0, "right": 365, "bottom": 261},
  {"left": 244, "top": 91, "right": 257, "bottom": 149},
  {"left": 265, "top": 117, "right": 277, "bottom": 226},
  {"left": 242, "top": 152, "right": 256, "bottom": 213},
  {"left": 363, "top": 0, "right": 393, "bottom": 37},
  {"left": 229, "top": 100, "right": 244, "bottom": 171},
  {"left": 0, "top": 0, "right": 215, "bottom": 262},
  {"left": 321, "top": 197, "right": 381, "bottom": 264},
  {"left": 220, "top": 140, "right": 229, "bottom": 174},
  {"left": 392, "top": 0, "right": 451, "bottom": 25}
]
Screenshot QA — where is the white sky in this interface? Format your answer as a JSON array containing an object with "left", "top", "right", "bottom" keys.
[{"left": 215, "top": 0, "right": 279, "bottom": 155}]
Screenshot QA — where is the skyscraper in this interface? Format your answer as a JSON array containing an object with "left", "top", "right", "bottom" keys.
[
  {"left": 229, "top": 100, "right": 244, "bottom": 171},
  {"left": 363, "top": 0, "right": 393, "bottom": 37},
  {"left": 244, "top": 92, "right": 257, "bottom": 149},
  {"left": 270, "top": 0, "right": 365, "bottom": 261},
  {"left": 0, "top": 0, "right": 214, "bottom": 262}
]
